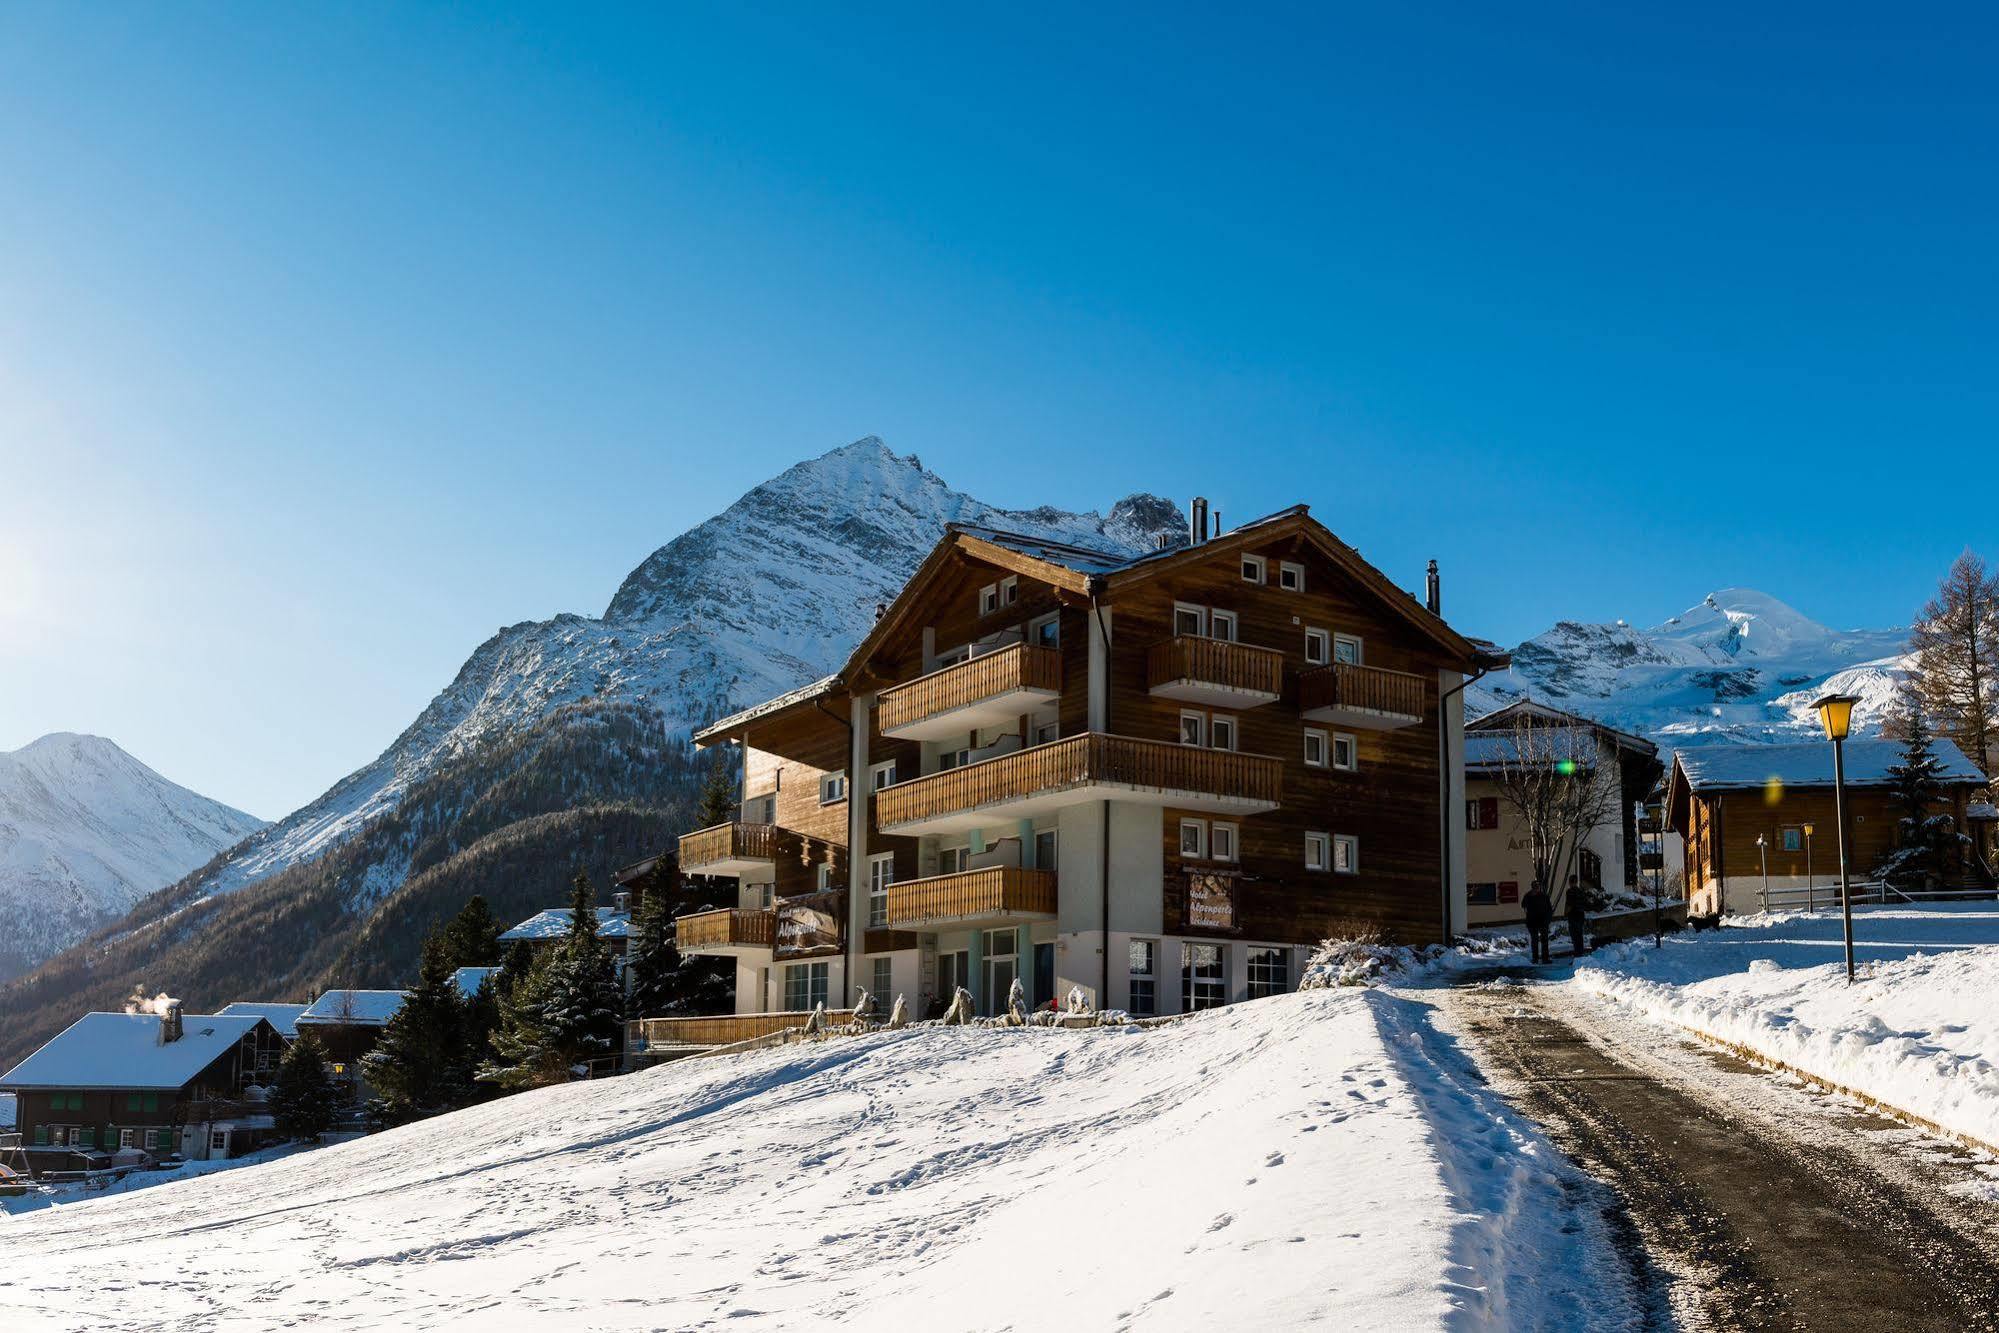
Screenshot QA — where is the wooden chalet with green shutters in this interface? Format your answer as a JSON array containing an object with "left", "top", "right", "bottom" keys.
[{"left": 671, "top": 500, "right": 1505, "bottom": 1025}]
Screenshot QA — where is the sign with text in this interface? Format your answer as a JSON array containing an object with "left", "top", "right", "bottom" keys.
[{"left": 1184, "top": 872, "right": 1238, "bottom": 933}]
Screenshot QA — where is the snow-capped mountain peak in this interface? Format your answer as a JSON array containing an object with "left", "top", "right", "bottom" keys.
[{"left": 0, "top": 734, "right": 267, "bottom": 978}]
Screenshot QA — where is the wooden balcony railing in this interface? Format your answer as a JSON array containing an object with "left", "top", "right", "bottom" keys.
[
  {"left": 674, "top": 907, "right": 776, "bottom": 950},
  {"left": 678, "top": 821, "right": 779, "bottom": 870},
  {"left": 886, "top": 867, "right": 1058, "bottom": 928},
  {"left": 631, "top": 1010, "right": 857, "bottom": 1050},
  {"left": 875, "top": 733, "right": 1283, "bottom": 828},
  {"left": 1298, "top": 662, "right": 1427, "bottom": 720},
  {"left": 877, "top": 642, "right": 1062, "bottom": 735},
  {"left": 1147, "top": 636, "right": 1285, "bottom": 698}
]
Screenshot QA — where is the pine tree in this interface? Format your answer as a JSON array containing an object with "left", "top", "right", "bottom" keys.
[
  {"left": 495, "top": 938, "right": 536, "bottom": 997},
  {"left": 363, "top": 934, "right": 473, "bottom": 1124},
  {"left": 625, "top": 859, "right": 683, "bottom": 1019},
  {"left": 441, "top": 895, "right": 503, "bottom": 969},
  {"left": 1907, "top": 551, "right": 1999, "bottom": 778},
  {"left": 696, "top": 761, "right": 736, "bottom": 828},
  {"left": 1879, "top": 695, "right": 1956, "bottom": 889},
  {"left": 482, "top": 870, "right": 625, "bottom": 1088},
  {"left": 270, "top": 1031, "right": 340, "bottom": 1143}
]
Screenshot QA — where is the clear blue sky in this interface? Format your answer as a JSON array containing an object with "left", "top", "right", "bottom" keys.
[{"left": 3, "top": 4, "right": 1994, "bottom": 819}]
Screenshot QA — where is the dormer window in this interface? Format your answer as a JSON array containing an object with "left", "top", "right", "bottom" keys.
[
  {"left": 979, "top": 584, "right": 999, "bottom": 616},
  {"left": 1241, "top": 554, "right": 1266, "bottom": 585},
  {"left": 999, "top": 576, "right": 1018, "bottom": 607}
]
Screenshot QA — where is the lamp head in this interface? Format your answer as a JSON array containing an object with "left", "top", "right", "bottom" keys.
[
  {"left": 1803, "top": 821, "right": 1815, "bottom": 837},
  {"left": 1814, "top": 693, "right": 1859, "bottom": 742}
]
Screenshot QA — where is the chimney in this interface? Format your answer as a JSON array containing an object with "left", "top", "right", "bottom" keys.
[
  {"left": 158, "top": 1000, "right": 183, "bottom": 1045},
  {"left": 1188, "top": 497, "right": 1210, "bottom": 546},
  {"left": 1212, "top": 509, "right": 1222, "bottom": 535},
  {"left": 1425, "top": 559, "right": 1441, "bottom": 616},
  {"left": 874, "top": 602, "right": 887, "bottom": 622},
  {"left": 613, "top": 890, "right": 630, "bottom": 915}
]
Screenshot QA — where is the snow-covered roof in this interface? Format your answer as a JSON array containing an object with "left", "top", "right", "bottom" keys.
[
  {"left": 451, "top": 966, "right": 500, "bottom": 999},
  {"left": 1463, "top": 729, "right": 1601, "bottom": 772},
  {"left": 0, "top": 1012, "right": 273, "bottom": 1091},
  {"left": 696, "top": 674, "right": 841, "bottom": 744},
  {"left": 954, "top": 506, "right": 1306, "bottom": 579},
  {"left": 215, "top": 1002, "right": 309, "bottom": 1039},
  {"left": 1466, "top": 699, "right": 1655, "bottom": 755},
  {"left": 499, "top": 907, "right": 634, "bottom": 942},
  {"left": 296, "top": 990, "right": 407, "bottom": 1028},
  {"left": 1677, "top": 739, "right": 1987, "bottom": 792}
]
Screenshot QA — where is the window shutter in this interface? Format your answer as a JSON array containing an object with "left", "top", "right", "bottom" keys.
[{"left": 1480, "top": 797, "right": 1499, "bottom": 828}]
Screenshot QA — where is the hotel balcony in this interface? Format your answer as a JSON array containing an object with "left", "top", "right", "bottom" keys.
[
  {"left": 885, "top": 866, "right": 1058, "bottom": 930},
  {"left": 1146, "top": 636, "right": 1285, "bottom": 708},
  {"left": 1298, "top": 663, "right": 1427, "bottom": 730},
  {"left": 678, "top": 821, "right": 781, "bottom": 878},
  {"left": 877, "top": 643, "right": 1062, "bottom": 742},
  {"left": 672, "top": 907, "right": 776, "bottom": 957},
  {"left": 874, "top": 732, "right": 1282, "bottom": 836}
]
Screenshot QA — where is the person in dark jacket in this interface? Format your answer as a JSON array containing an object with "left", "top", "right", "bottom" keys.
[
  {"left": 1522, "top": 881, "right": 1554, "bottom": 963},
  {"left": 1565, "top": 874, "right": 1590, "bottom": 957}
]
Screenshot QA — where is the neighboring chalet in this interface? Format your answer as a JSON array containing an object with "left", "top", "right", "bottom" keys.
[
  {"left": 1462, "top": 701, "right": 1665, "bottom": 924},
  {"left": 0, "top": 1004, "right": 288, "bottom": 1167},
  {"left": 677, "top": 502, "right": 1506, "bottom": 1020},
  {"left": 451, "top": 966, "right": 500, "bottom": 1000},
  {"left": 499, "top": 901, "right": 636, "bottom": 962},
  {"left": 1667, "top": 739, "right": 1991, "bottom": 916},
  {"left": 296, "top": 989, "right": 407, "bottom": 1103},
  {"left": 216, "top": 1002, "right": 309, "bottom": 1040}
]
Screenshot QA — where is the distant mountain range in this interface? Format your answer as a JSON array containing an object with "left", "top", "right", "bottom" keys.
[
  {"left": 0, "top": 439, "right": 1929, "bottom": 1066},
  {"left": 0, "top": 734, "right": 265, "bottom": 980},
  {"left": 1472, "top": 587, "right": 1910, "bottom": 750}
]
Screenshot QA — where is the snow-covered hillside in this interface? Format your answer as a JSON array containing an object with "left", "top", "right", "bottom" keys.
[
  {"left": 0, "top": 735, "right": 265, "bottom": 976},
  {"left": 0, "top": 991, "right": 1643, "bottom": 1330},
  {"left": 1473, "top": 588, "right": 1910, "bottom": 751},
  {"left": 179, "top": 438, "right": 1182, "bottom": 907}
]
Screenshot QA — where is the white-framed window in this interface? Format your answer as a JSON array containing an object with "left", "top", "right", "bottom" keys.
[
  {"left": 1179, "top": 819, "right": 1208, "bottom": 859},
  {"left": 868, "top": 853, "right": 895, "bottom": 928},
  {"left": 119, "top": 1128, "right": 136, "bottom": 1149},
  {"left": 999, "top": 575, "right": 1019, "bottom": 607},
  {"left": 1029, "top": 612, "right": 1060, "bottom": 647},
  {"left": 1304, "top": 728, "right": 1329, "bottom": 768},
  {"left": 938, "top": 746, "right": 972, "bottom": 771},
  {"left": 784, "top": 961, "right": 830, "bottom": 1011},
  {"left": 820, "top": 772, "right": 847, "bottom": 804},
  {"left": 1305, "top": 831, "right": 1331, "bottom": 872},
  {"left": 1182, "top": 943, "right": 1227, "bottom": 1011},
  {"left": 1241, "top": 553, "right": 1266, "bottom": 585},
  {"left": 814, "top": 863, "right": 834, "bottom": 891},
  {"left": 1305, "top": 627, "right": 1331, "bottom": 666},
  {"left": 1209, "top": 609, "right": 1238, "bottom": 643},
  {"left": 1034, "top": 719, "right": 1060, "bottom": 745},
  {"left": 1334, "top": 633, "right": 1363, "bottom": 665},
  {"left": 1179, "top": 710, "right": 1206, "bottom": 747},
  {"left": 762, "top": 881, "right": 776, "bottom": 908},
  {"left": 1128, "top": 939, "right": 1157, "bottom": 1016},
  {"left": 1209, "top": 713, "right": 1237, "bottom": 751},
  {"left": 1246, "top": 947, "right": 1290, "bottom": 1000},
  {"left": 1034, "top": 828, "right": 1058, "bottom": 869},
  {"left": 871, "top": 956, "right": 893, "bottom": 1002},
  {"left": 938, "top": 845, "right": 968, "bottom": 874},
  {"left": 1332, "top": 732, "right": 1358, "bottom": 772},
  {"left": 1173, "top": 602, "right": 1207, "bottom": 638},
  {"left": 1210, "top": 821, "right": 1238, "bottom": 862},
  {"left": 209, "top": 1130, "right": 228, "bottom": 1153},
  {"left": 1333, "top": 834, "right": 1359, "bottom": 874},
  {"left": 979, "top": 583, "right": 999, "bottom": 616},
  {"left": 870, "top": 760, "right": 897, "bottom": 792},
  {"left": 1279, "top": 561, "right": 1305, "bottom": 592}
]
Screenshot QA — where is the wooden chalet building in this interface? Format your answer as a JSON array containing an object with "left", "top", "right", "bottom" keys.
[
  {"left": 1666, "top": 739, "right": 1991, "bottom": 916},
  {"left": 295, "top": 989, "right": 407, "bottom": 1105},
  {"left": 676, "top": 502, "right": 1505, "bottom": 1020},
  {"left": 0, "top": 1004, "right": 288, "bottom": 1169},
  {"left": 1462, "top": 700, "right": 1664, "bottom": 925}
]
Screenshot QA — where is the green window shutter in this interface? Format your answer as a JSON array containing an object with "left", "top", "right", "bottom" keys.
[
  {"left": 126, "top": 1093, "right": 140, "bottom": 1112},
  {"left": 144, "top": 1093, "right": 159, "bottom": 1112},
  {"left": 68, "top": 1092, "right": 83, "bottom": 1111},
  {"left": 34, "top": 1126, "right": 48, "bottom": 1145},
  {"left": 81, "top": 1126, "right": 96, "bottom": 1147}
]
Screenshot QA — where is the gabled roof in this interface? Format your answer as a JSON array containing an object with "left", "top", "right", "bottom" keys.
[
  {"left": 693, "top": 673, "right": 841, "bottom": 747},
  {"left": 216, "top": 1002, "right": 309, "bottom": 1039},
  {"left": 450, "top": 966, "right": 500, "bottom": 1000},
  {"left": 0, "top": 1012, "right": 275, "bottom": 1091},
  {"left": 297, "top": 990, "right": 407, "bottom": 1028},
  {"left": 1468, "top": 699, "right": 1657, "bottom": 757},
  {"left": 498, "top": 906, "right": 634, "bottom": 942},
  {"left": 1674, "top": 738, "right": 1986, "bottom": 793}
]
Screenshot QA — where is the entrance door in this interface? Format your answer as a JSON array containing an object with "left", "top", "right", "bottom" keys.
[
  {"left": 1033, "top": 941, "right": 1054, "bottom": 1010},
  {"left": 983, "top": 928, "right": 1019, "bottom": 1016},
  {"left": 937, "top": 950, "right": 969, "bottom": 1017}
]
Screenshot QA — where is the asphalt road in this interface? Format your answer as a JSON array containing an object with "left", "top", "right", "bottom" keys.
[{"left": 1432, "top": 964, "right": 1999, "bottom": 1332}]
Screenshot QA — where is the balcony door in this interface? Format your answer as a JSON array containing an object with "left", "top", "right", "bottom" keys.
[{"left": 983, "top": 927, "right": 1019, "bottom": 1016}]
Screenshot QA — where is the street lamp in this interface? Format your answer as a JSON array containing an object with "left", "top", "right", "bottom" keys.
[
  {"left": 1815, "top": 693, "right": 1861, "bottom": 984},
  {"left": 1803, "top": 822, "right": 1815, "bottom": 912},
  {"left": 1756, "top": 833, "right": 1769, "bottom": 912}
]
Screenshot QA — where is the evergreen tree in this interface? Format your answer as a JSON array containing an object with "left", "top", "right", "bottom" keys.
[
  {"left": 625, "top": 859, "right": 683, "bottom": 1020},
  {"left": 696, "top": 761, "right": 736, "bottom": 828},
  {"left": 1879, "top": 695, "right": 1956, "bottom": 889},
  {"left": 441, "top": 895, "right": 503, "bottom": 969},
  {"left": 363, "top": 934, "right": 473, "bottom": 1124},
  {"left": 495, "top": 938, "right": 536, "bottom": 996},
  {"left": 482, "top": 870, "right": 625, "bottom": 1088},
  {"left": 270, "top": 1031, "right": 340, "bottom": 1143},
  {"left": 1907, "top": 551, "right": 1999, "bottom": 777}
]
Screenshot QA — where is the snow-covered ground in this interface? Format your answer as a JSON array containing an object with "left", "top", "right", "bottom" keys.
[
  {"left": 1575, "top": 903, "right": 1999, "bottom": 1150},
  {"left": 0, "top": 989, "right": 1640, "bottom": 1331}
]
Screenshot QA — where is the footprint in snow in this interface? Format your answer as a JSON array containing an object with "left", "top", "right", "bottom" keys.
[{"left": 1265, "top": 1151, "right": 1285, "bottom": 1167}]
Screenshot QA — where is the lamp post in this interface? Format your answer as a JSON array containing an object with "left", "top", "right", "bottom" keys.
[
  {"left": 1815, "top": 693, "right": 1861, "bottom": 984},
  {"left": 1756, "top": 833, "right": 1769, "bottom": 913},
  {"left": 1804, "top": 822, "right": 1815, "bottom": 912}
]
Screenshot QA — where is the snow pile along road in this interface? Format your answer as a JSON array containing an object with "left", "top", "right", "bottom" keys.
[
  {"left": 1575, "top": 904, "right": 1999, "bottom": 1149},
  {"left": 0, "top": 989, "right": 1637, "bottom": 1331}
]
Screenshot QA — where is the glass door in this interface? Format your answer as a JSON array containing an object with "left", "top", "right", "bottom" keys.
[{"left": 983, "top": 928, "right": 1019, "bottom": 1016}]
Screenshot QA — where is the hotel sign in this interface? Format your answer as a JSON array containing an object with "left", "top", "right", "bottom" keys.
[
  {"left": 776, "top": 890, "right": 845, "bottom": 957},
  {"left": 1184, "top": 872, "right": 1238, "bottom": 933}
]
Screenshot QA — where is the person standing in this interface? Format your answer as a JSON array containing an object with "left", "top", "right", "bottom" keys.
[
  {"left": 1522, "top": 880, "right": 1554, "bottom": 964},
  {"left": 1565, "top": 873, "right": 1590, "bottom": 957}
]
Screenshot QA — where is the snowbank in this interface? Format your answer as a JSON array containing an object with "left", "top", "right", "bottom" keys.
[
  {"left": 0, "top": 990, "right": 1633, "bottom": 1331},
  {"left": 1575, "top": 904, "right": 1999, "bottom": 1149}
]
